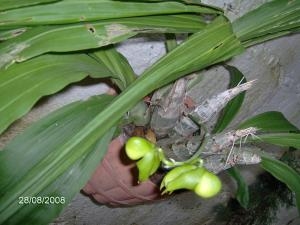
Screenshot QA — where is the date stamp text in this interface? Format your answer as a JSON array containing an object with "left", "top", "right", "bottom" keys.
[{"left": 18, "top": 196, "right": 65, "bottom": 205}]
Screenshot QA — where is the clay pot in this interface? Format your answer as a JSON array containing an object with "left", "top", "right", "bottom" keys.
[{"left": 82, "top": 136, "right": 162, "bottom": 206}]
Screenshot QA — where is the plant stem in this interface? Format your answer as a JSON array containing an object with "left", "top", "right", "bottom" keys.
[{"left": 158, "top": 134, "right": 210, "bottom": 168}]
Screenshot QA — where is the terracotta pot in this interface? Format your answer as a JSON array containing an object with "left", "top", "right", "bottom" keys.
[{"left": 82, "top": 136, "right": 162, "bottom": 206}]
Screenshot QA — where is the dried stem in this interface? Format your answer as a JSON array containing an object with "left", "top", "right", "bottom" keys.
[
  {"left": 190, "top": 80, "right": 256, "bottom": 124},
  {"left": 148, "top": 77, "right": 260, "bottom": 174}
]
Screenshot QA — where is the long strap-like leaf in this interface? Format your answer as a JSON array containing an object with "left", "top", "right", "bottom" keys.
[
  {"left": 227, "top": 167, "right": 249, "bottom": 209},
  {"left": 0, "top": 14, "right": 206, "bottom": 69},
  {"left": 91, "top": 46, "right": 137, "bottom": 90},
  {"left": 261, "top": 156, "right": 300, "bottom": 214},
  {"left": 0, "top": 0, "right": 60, "bottom": 11},
  {"left": 0, "top": 95, "right": 116, "bottom": 224},
  {"left": 233, "top": 0, "right": 300, "bottom": 46},
  {"left": 213, "top": 65, "right": 247, "bottom": 133},
  {"left": 251, "top": 133, "right": 300, "bottom": 149},
  {"left": 0, "top": 0, "right": 219, "bottom": 27},
  {"left": 0, "top": 54, "right": 114, "bottom": 135},
  {"left": 238, "top": 111, "right": 300, "bottom": 148},
  {"left": 238, "top": 111, "right": 299, "bottom": 132}
]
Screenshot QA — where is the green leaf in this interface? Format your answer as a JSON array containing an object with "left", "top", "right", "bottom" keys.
[
  {"left": 0, "top": 53, "right": 114, "bottom": 135},
  {"left": 0, "top": 27, "right": 27, "bottom": 41},
  {"left": 165, "top": 33, "right": 178, "bottom": 52},
  {"left": 0, "top": 95, "right": 115, "bottom": 225},
  {"left": 143, "top": 16, "right": 244, "bottom": 86},
  {"left": 91, "top": 45, "right": 137, "bottom": 90},
  {"left": 252, "top": 133, "right": 300, "bottom": 149},
  {"left": 0, "top": 14, "right": 206, "bottom": 68},
  {"left": 227, "top": 167, "right": 249, "bottom": 209},
  {"left": 239, "top": 30, "right": 293, "bottom": 48},
  {"left": 213, "top": 65, "right": 246, "bottom": 133},
  {"left": 238, "top": 111, "right": 299, "bottom": 132},
  {"left": 0, "top": 0, "right": 60, "bottom": 11},
  {"left": 260, "top": 156, "right": 300, "bottom": 214},
  {"left": 233, "top": 0, "right": 300, "bottom": 47},
  {"left": 0, "top": 0, "right": 219, "bottom": 27},
  {"left": 121, "top": 0, "right": 222, "bottom": 10}
]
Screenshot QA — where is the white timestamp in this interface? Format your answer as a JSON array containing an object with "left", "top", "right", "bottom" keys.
[{"left": 18, "top": 196, "right": 65, "bottom": 205}]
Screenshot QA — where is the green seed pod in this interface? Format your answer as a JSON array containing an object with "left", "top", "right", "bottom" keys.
[
  {"left": 136, "top": 151, "right": 161, "bottom": 182},
  {"left": 160, "top": 164, "right": 198, "bottom": 190},
  {"left": 162, "top": 168, "right": 205, "bottom": 194},
  {"left": 125, "top": 137, "right": 155, "bottom": 160},
  {"left": 194, "top": 170, "right": 222, "bottom": 198}
]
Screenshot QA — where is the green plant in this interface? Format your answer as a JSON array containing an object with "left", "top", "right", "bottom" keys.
[
  {"left": 215, "top": 168, "right": 296, "bottom": 225},
  {"left": 0, "top": 0, "right": 299, "bottom": 224},
  {"left": 125, "top": 138, "right": 222, "bottom": 198}
]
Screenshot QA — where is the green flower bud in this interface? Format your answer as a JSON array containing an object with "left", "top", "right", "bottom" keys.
[
  {"left": 161, "top": 165, "right": 222, "bottom": 198},
  {"left": 162, "top": 168, "right": 205, "bottom": 194},
  {"left": 125, "top": 137, "right": 155, "bottom": 160},
  {"left": 136, "top": 151, "right": 161, "bottom": 182},
  {"left": 194, "top": 170, "right": 222, "bottom": 198},
  {"left": 125, "top": 137, "right": 161, "bottom": 182},
  {"left": 160, "top": 164, "right": 197, "bottom": 190}
]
